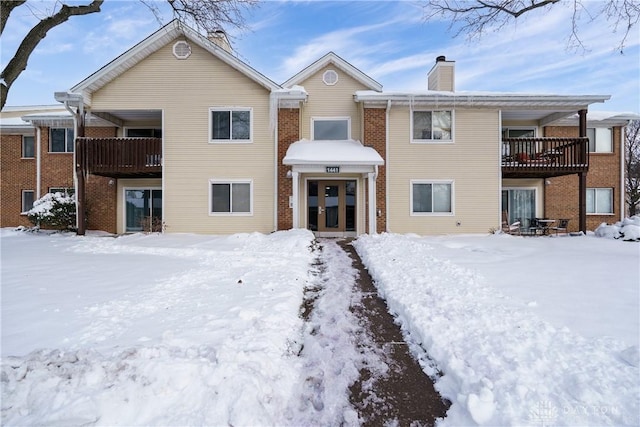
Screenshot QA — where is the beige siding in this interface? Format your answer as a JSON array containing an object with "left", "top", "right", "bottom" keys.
[
  {"left": 297, "top": 65, "right": 368, "bottom": 141},
  {"left": 92, "top": 40, "right": 275, "bottom": 234},
  {"left": 387, "top": 107, "right": 501, "bottom": 234}
]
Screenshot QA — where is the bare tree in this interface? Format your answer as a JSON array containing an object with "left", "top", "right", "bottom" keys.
[
  {"left": 0, "top": 0, "right": 257, "bottom": 110},
  {"left": 422, "top": 0, "right": 640, "bottom": 53},
  {"left": 625, "top": 120, "right": 640, "bottom": 216}
]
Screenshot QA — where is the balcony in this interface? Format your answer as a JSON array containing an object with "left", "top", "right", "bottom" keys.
[
  {"left": 76, "top": 137, "right": 162, "bottom": 178},
  {"left": 501, "top": 137, "right": 589, "bottom": 178}
]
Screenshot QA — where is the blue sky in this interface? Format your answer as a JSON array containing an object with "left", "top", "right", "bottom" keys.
[{"left": 2, "top": 1, "right": 639, "bottom": 113}]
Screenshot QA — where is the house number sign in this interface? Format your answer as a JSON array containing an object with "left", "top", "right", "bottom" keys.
[{"left": 326, "top": 166, "right": 340, "bottom": 173}]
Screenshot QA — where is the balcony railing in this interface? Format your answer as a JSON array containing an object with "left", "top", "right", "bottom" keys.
[
  {"left": 501, "top": 137, "right": 589, "bottom": 178},
  {"left": 77, "top": 137, "right": 162, "bottom": 178}
]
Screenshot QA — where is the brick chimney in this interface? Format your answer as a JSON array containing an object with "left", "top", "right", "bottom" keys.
[{"left": 427, "top": 55, "right": 455, "bottom": 92}]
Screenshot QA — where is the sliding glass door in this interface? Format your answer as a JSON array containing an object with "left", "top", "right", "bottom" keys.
[
  {"left": 125, "top": 189, "right": 162, "bottom": 232},
  {"left": 502, "top": 189, "right": 535, "bottom": 226}
]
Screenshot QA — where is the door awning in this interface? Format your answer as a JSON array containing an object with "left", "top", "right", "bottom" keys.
[{"left": 283, "top": 139, "right": 384, "bottom": 166}]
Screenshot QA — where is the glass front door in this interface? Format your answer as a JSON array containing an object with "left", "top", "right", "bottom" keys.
[
  {"left": 308, "top": 180, "right": 356, "bottom": 233},
  {"left": 125, "top": 189, "right": 162, "bottom": 232}
]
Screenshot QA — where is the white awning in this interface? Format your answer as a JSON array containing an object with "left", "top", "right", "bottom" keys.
[{"left": 283, "top": 139, "right": 384, "bottom": 166}]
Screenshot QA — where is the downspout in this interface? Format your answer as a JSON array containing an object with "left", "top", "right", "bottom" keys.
[
  {"left": 61, "top": 100, "right": 79, "bottom": 230},
  {"left": 385, "top": 99, "right": 391, "bottom": 233},
  {"left": 620, "top": 124, "right": 627, "bottom": 220},
  {"left": 36, "top": 127, "right": 41, "bottom": 199},
  {"left": 272, "top": 92, "right": 278, "bottom": 232}
]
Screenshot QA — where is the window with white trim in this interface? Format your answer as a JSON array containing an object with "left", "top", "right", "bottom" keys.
[
  {"left": 22, "top": 135, "right": 35, "bottom": 158},
  {"left": 411, "top": 181, "right": 453, "bottom": 214},
  {"left": 21, "top": 190, "right": 34, "bottom": 213},
  {"left": 209, "top": 108, "right": 252, "bottom": 142},
  {"left": 50, "top": 128, "right": 74, "bottom": 153},
  {"left": 587, "top": 128, "right": 612, "bottom": 153},
  {"left": 412, "top": 111, "right": 452, "bottom": 141},
  {"left": 312, "top": 117, "right": 350, "bottom": 140},
  {"left": 586, "top": 188, "right": 613, "bottom": 214},
  {"left": 210, "top": 180, "right": 252, "bottom": 214}
]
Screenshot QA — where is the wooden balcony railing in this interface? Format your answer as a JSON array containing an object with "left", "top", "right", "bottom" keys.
[
  {"left": 501, "top": 137, "right": 589, "bottom": 178},
  {"left": 77, "top": 137, "right": 162, "bottom": 178}
]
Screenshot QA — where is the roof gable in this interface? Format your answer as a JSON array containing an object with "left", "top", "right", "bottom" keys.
[
  {"left": 282, "top": 52, "right": 382, "bottom": 92},
  {"left": 70, "top": 20, "right": 279, "bottom": 102}
]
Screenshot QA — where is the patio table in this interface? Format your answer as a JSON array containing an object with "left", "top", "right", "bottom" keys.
[{"left": 537, "top": 219, "right": 556, "bottom": 235}]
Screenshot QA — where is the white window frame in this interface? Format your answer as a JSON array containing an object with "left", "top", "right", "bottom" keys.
[
  {"left": 311, "top": 117, "right": 351, "bottom": 140},
  {"left": 502, "top": 127, "right": 537, "bottom": 139},
  {"left": 209, "top": 179, "right": 253, "bottom": 216},
  {"left": 586, "top": 188, "right": 614, "bottom": 214},
  {"left": 587, "top": 128, "right": 613, "bottom": 153},
  {"left": 49, "top": 127, "right": 74, "bottom": 153},
  {"left": 22, "top": 135, "right": 35, "bottom": 158},
  {"left": 209, "top": 107, "right": 253, "bottom": 143},
  {"left": 410, "top": 180, "right": 454, "bottom": 216},
  {"left": 21, "top": 190, "right": 34, "bottom": 214},
  {"left": 411, "top": 110, "right": 454, "bottom": 143}
]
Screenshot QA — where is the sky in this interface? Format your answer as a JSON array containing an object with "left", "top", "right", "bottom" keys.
[
  {"left": 2, "top": 223, "right": 638, "bottom": 425},
  {"left": 1, "top": 0, "right": 639, "bottom": 113}
]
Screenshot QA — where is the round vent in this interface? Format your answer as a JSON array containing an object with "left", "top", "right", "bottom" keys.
[
  {"left": 322, "top": 69, "right": 338, "bottom": 86},
  {"left": 173, "top": 41, "right": 192, "bottom": 59}
]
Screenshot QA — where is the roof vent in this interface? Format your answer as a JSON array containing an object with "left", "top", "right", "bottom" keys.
[
  {"left": 173, "top": 41, "right": 192, "bottom": 59},
  {"left": 436, "top": 55, "right": 446, "bottom": 62},
  {"left": 322, "top": 70, "right": 339, "bottom": 86}
]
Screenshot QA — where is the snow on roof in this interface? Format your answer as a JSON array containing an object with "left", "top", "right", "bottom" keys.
[{"left": 283, "top": 139, "right": 384, "bottom": 166}]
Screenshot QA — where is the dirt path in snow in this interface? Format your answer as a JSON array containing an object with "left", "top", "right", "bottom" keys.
[{"left": 338, "top": 239, "right": 451, "bottom": 426}]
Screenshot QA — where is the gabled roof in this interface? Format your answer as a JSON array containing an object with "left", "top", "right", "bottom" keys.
[
  {"left": 282, "top": 52, "right": 382, "bottom": 92},
  {"left": 70, "top": 20, "right": 280, "bottom": 102}
]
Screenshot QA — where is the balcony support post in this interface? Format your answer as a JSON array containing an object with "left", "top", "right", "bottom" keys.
[{"left": 578, "top": 109, "right": 588, "bottom": 233}]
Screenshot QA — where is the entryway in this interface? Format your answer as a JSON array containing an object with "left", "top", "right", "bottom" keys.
[{"left": 307, "top": 180, "right": 356, "bottom": 236}]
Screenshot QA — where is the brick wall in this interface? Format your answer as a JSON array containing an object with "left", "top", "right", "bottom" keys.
[
  {"left": 277, "top": 109, "right": 299, "bottom": 230},
  {"left": 363, "top": 108, "right": 386, "bottom": 233},
  {"left": 544, "top": 126, "right": 622, "bottom": 231},
  {"left": 1, "top": 126, "right": 119, "bottom": 233},
  {"left": 1, "top": 133, "right": 36, "bottom": 227}
]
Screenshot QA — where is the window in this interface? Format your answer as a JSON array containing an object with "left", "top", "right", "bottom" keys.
[
  {"left": 210, "top": 108, "right": 251, "bottom": 142},
  {"left": 50, "top": 128, "right": 74, "bottom": 152},
  {"left": 126, "top": 128, "right": 162, "bottom": 138},
  {"left": 502, "top": 128, "right": 536, "bottom": 139},
  {"left": 587, "top": 188, "right": 613, "bottom": 214},
  {"left": 587, "top": 128, "right": 612, "bottom": 153},
  {"left": 412, "top": 111, "right": 452, "bottom": 141},
  {"left": 49, "top": 187, "right": 75, "bottom": 196},
  {"left": 502, "top": 128, "right": 537, "bottom": 158},
  {"left": 22, "top": 136, "right": 35, "bottom": 158},
  {"left": 312, "top": 118, "right": 349, "bottom": 140},
  {"left": 21, "top": 190, "right": 34, "bottom": 213},
  {"left": 411, "top": 181, "right": 453, "bottom": 214},
  {"left": 210, "top": 180, "right": 252, "bottom": 214},
  {"left": 322, "top": 70, "right": 339, "bottom": 86}
]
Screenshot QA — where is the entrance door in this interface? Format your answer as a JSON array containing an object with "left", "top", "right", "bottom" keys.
[
  {"left": 125, "top": 189, "right": 162, "bottom": 232},
  {"left": 308, "top": 180, "right": 356, "bottom": 234}
]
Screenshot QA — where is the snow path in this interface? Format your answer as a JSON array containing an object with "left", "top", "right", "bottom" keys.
[
  {"left": 286, "top": 239, "right": 386, "bottom": 425},
  {"left": 353, "top": 233, "right": 640, "bottom": 427}
]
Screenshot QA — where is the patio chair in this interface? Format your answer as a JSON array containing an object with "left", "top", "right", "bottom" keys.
[
  {"left": 551, "top": 218, "right": 570, "bottom": 236},
  {"left": 501, "top": 211, "right": 521, "bottom": 235},
  {"left": 528, "top": 218, "right": 541, "bottom": 236}
]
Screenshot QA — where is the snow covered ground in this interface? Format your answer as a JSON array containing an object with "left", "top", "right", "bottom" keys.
[{"left": 1, "top": 225, "right": 638, "bottom": 426}]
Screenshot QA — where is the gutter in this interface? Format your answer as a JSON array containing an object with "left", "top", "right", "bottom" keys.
[{"left": 385, "top": 99, "right": 391, "bottom": 233}]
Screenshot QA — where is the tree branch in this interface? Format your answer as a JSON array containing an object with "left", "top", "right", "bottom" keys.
[
  {"left": 0, "top": 0, "right": 103, "bottom": 109},
  {"left": 1, "top": 0, "right": 27, "bottom": 36}
]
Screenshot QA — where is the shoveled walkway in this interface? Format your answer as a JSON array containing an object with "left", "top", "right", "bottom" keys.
[{"left": 337, "top": 239, "right": 450, "bottom": 425}]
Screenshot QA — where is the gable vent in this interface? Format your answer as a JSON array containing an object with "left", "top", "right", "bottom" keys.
[
  {"left": 173, "top": 41, "right": 192, "bottom": 59},
  {"left": 322, "top": 69, "right": 339, "bottom": 86}
]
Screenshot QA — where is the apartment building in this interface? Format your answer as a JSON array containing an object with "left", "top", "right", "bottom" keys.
[{"left": 1, "top": 20, "right": 635, "bottom": 236}]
